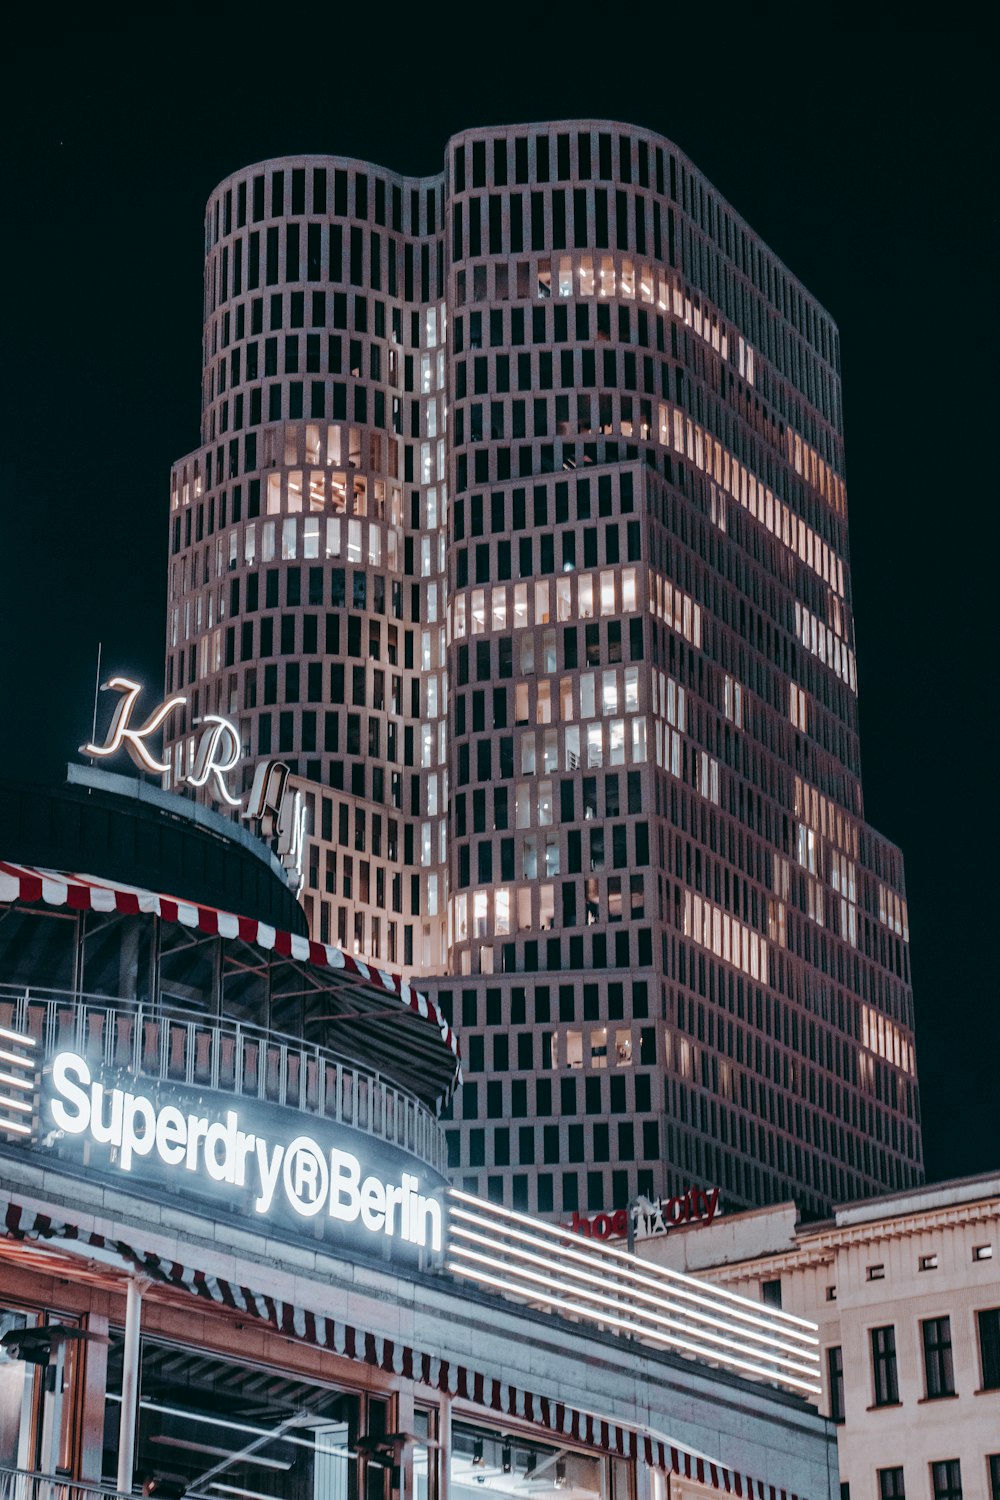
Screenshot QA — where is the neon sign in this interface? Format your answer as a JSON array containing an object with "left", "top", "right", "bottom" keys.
[
  {"left": 81, "top": 677, "right": 305, "bottom": 894},
  {"left": 81, "top": 678, "right": 186, "bottom": 776},
  {"left": 567, "top": 1187, "right": 721, "bottom": 1242},
  {"left": 47, "top": 1052, "right": 444, "bottom": 1254}
]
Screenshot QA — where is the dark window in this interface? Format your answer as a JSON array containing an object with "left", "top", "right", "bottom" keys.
[
  {"left": 979, "top": 1307, "right": 1000, "bottom": 1389},
  {"left": 931, "top": 1461, "right": 962, "bottom": 1500},
  {"left": 988, "top": 1455, "right": 1000, "bottom": 1500},
  {"left": 878, "top": 1470, "right": 905, "bottom": 1500},
  {"left": 871, "top": 1325, "right": 899, "bottom": 1406},
  {"left": 827, "top": 1345, "right": 845, "bottom": 1423},
  {"left": 922, "top": 1317, "right": 955, "bottom": 1398}
]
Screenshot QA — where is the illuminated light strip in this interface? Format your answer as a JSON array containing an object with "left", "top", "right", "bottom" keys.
[
  {"left": 0, "top": 1026, "right": 35, "bottom": 1047},
  {"left": 447, "top": 1249, "right": 819, "bottom": 1387},
  {"left": 0, "top": 1097, "right": 33, "bottom": 1114},
  {"left": 0, "top": 1071, "right": 35, "bottom": 1091},
  {"left": 212, "top": 1485, "right": 290, "bottom": 1500},
  {"left": 0, "top": 1047, "right": 36, "bottom": 1067},
  {"left": 446, "top": 1230, "right": 821, "bottom": 1374},
  {"left": 109, "top": 1397, "right": 356, "bottom": 1461},
  {"left": 446, "top": 1261, "right": 820, "bottom": 1397},
  {"left": 448, "top": 1195, "right": 817, "bottom": 1342},
  {"left": 448, "top": 1222, "right": 815, "bottom": 1368},
  {"left": 450, "top": 1189, "right": 818, "bottom": 1335},
  {"left": 0, "top": 1119, "right": 33, "bottom": 1136},
  {"left": 447, "top": 1240, "right": 817, "bottom": 1380}
]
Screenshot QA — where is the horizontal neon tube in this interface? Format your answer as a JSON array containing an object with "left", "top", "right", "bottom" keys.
[
  {"left": 449, "top": 1199, "right": 817, "bottom": 1345},
  {"left": 448, "top": 1240, "right": 817, "bottom": 1379},
  {"left": 449, "top": 1215, "right": 815, "bottom": 1357},
  {"left": 449, "top": 1189, "right": 818, "bottom": 1334},
  {"left": 0, "top": 1047, "right": 36, "bottom": 1067},
  {"left": 448, "top": 1227, "right": 815, "bottom": 1373},
  {"left": 446, "top": 1259, "right": 820, "bottom": 1396},
  {"left": 0, "top": 1096, "right": 33, "bottom": 1113},
  {"left": 0, "top": 1071, "right": 35, "bottom": 1091},
  {"left": 0, "top": 1026, "right": 36, "bottom": 1047}
]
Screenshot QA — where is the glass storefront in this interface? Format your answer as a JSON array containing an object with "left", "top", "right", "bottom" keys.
[
  {"left": 450, "top": 1421, "right": 628, "bottom": 1500},
  {"left": 102, "top": 1337, "right": 375, "bottom": 1500}
]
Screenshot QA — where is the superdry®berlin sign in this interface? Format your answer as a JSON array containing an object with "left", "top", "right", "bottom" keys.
[{"left": 41, "top": 1051, "right": 446, "bottom": 1262}]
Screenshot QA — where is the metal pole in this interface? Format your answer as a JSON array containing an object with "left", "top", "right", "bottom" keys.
[
  {"left": 90, "top": 642, "right": 103, "bottom": 759},
  {"left": 438, "top": 1395, "right": 451, "bottom": 1500},
  {"left": 117, "top": 1278, "right": 143, "bottom": 1494}
]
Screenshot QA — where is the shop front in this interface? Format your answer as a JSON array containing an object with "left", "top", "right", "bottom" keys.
[{"left": 0, "top": 781, "right": 836, "bottom": 1500}]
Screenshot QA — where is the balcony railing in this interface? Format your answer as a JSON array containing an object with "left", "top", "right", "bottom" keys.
[
  {"left": 0, "top": 984, "right": 446, "bottom": 1174},
  {"left": 0, "top": 1468, "right": 128, "bottom": 1500}
]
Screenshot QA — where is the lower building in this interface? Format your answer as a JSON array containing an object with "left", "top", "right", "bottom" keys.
[
  {"left": 637, "top": 1177, "right": 1000, "bottom": 1500},
  {"left": 0, "top": 775, "right": 837, "bottom": 1500}
]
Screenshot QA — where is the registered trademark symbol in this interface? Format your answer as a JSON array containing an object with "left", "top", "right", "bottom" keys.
[{"left": 282, "top": 1135, "right": 330, "bottom": 1216}]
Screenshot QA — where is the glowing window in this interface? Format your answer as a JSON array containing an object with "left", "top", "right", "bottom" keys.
[{"left": 492, "top": 587, "right": 507, "bottom": 631}]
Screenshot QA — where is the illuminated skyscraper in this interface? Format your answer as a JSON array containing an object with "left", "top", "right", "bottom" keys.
[{"left": 165, "top": 122, "right": 922, "bottom": 1222}]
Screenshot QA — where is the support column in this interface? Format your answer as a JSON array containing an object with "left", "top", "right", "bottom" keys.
[
  {"left": 116, "top": 1278, "right": 145, "bottom": 1494},
  {"left": 80, "top": 1312, "right": 110, "bottom": 1483},
  {"left": 438, "top": 1395, "right": 451, "bottom": 1500}
]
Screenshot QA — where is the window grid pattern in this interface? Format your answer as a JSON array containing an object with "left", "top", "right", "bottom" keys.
[{"left": 166, "top": 125, "right": 922, "bottom": 1221}]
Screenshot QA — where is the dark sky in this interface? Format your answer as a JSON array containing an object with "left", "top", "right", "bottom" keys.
[{"left": 2, "top": 12, "right": 995, "bottom": 1186}]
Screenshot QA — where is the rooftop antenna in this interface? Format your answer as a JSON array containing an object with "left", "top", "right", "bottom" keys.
[{"left": 89, "top": 641, "right": 103, "bottom": 764}]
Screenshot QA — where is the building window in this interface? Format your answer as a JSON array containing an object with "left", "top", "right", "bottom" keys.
[
  {"left": 761, "top": 1279, "right": 782, "bottom": 1308},
  {"left": 922, "top": 1317, "right": 955, "bottom": 1399},
  {"left": 930, "top": 1461, "right": 962, "bottom": 1500},
  {"left": 871, "top": 1325, "right": 899, "bottom": 1407},
  {"left": 827, "top": 1345, "right": 845, "bottom": 1423},
  {"left": 979, "top": 1308, "right": 1000, "bottom": 1389},
  {"left": 988, "top": 1455, "right": 1000, "bottom": 1500},
  {"left": 879, "top": 1469, "right": 905, "bottom": 1500}
]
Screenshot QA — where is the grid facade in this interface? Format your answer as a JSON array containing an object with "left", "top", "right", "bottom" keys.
[{"left": 164, "top": 120, "right": 922, "bottom": 1223}]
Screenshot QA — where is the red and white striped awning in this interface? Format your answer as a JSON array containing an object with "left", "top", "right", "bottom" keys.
[
  {"left": 0, "top": 862, "right": 460, "bottom": 1071},
  {"left": 0, "top": 1197, "right": 801, "bottom": 1500}
]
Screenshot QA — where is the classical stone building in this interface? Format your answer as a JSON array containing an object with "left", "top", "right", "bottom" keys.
[{"left": 639, "top": 1174, "right": 1000, "bottom": 1500}]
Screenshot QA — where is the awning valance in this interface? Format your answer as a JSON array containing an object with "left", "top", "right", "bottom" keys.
[{"left": 0, "top": 861, "right": 460, "bottom": 1076}]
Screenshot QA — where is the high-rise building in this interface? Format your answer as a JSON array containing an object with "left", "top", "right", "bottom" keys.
[{"left": 165, "top": 120, "right": 922, "bottom": 1225}]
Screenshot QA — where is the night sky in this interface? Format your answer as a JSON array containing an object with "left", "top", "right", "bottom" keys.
[{"left": 2, "top": 12, "right": 995, "bottom": 1187}]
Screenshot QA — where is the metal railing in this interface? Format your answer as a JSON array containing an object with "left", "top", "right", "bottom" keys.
[
  {"left": 0, "top": 1467, "right": 128, "bottom": 1500},
  {"left": 0, "top": 984, "right": 446, "bottom": 1174}
]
